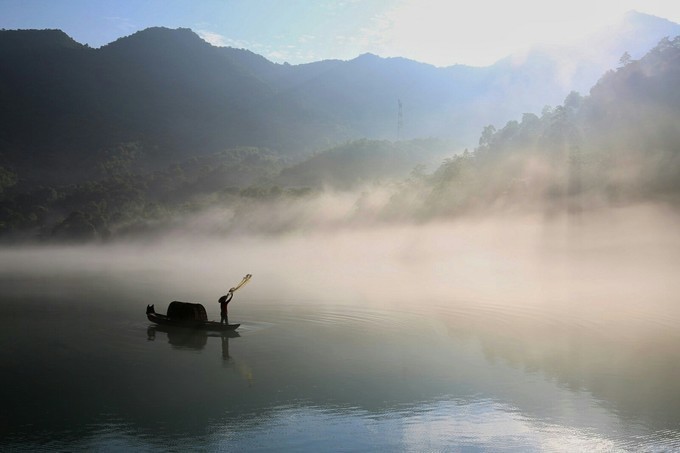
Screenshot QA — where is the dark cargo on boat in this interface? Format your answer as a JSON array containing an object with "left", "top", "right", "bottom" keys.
[{"left": 167, "top": 301, "right": 208, "bottom": 321}]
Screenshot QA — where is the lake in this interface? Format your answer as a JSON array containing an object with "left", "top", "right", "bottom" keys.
[{"left": 2, "top": 211, "right": 680, "bottom": 451}]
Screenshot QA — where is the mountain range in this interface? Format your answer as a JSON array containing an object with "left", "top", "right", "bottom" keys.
[
  {"left": 0, "top": 10, "right": 678, "bottom": 189},
  {"left": 0, "top": 19, "right": 679, "bottom": 241}
]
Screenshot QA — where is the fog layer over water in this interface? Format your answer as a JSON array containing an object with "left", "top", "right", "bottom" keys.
[
  {"left": 5, "top": 203, "right": 677, "bottom": 311},
  {"left": 2, "top": 203, "right": 679, "bottom": 450}
]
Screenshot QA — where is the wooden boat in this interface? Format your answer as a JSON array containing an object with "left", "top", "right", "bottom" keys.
[{"left": 146, "top": 302, "right": 240, "bottom": 331}]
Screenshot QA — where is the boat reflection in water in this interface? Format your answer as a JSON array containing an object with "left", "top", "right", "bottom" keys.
[
  {"left": 147, "top": 324, "right": 240, "bottom": 358},
  {"left": 147, "top": 324, "right": 256, "bottom": 387}
]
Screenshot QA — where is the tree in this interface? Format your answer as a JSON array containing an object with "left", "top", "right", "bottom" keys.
[
  {"left": 0, "top": 166, "right": 17, "bottom": 196},
  {"left": 479, "top": 125, "right": 496, "bottom": 148},
  {"left": 564, "top": 91, "right": 582, "bottom": 110},
  {"left": 51, "top": 211, "right": 98, "bottom": 241},
  {"left": 619, "top": 51, "right": 632, "bottom": 67}
]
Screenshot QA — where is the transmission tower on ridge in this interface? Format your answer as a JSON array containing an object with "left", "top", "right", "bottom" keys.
[{"left": 397, "top": 98, "right": 403, "bottom": 140}]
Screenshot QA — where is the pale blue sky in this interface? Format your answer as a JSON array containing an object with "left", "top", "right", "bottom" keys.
[{"left": 1, "top": 0, "right": 679, "bottom": 66}]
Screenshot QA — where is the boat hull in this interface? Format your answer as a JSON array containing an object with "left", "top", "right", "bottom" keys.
[{"left": 147, "top": 312, "right": 240, "bottom": 331}]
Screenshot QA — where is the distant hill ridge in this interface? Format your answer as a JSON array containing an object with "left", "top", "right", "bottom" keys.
[
  {"left": 0, "top": 11, "right": 678, "bottom": 186},
  {"left": 0, "top": 28, "right": 84, "bottom": 51},
  {"left": 0, "top": 33, "right": 679, "bottom": 241}
]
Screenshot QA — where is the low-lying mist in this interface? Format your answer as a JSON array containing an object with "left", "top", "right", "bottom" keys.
[{"left": 2, "top": 197, "right": 678, "bottom": 335}]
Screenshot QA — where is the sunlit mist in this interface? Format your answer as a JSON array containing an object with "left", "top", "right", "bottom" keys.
[{"left": 1, "top": 2, "right": 680, "bottom": 451}]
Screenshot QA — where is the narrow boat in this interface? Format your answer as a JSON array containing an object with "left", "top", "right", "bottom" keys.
[{"left": 146, "top": 302, "right": 240, "bottom": 331}]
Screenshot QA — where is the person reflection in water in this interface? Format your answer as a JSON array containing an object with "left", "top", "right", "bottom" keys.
[
  {"left": 221, "top": 334, "right": 230, "bottom": 360},
  {"left": 219, "top": 290, "right": 234, "bottom": 324}
]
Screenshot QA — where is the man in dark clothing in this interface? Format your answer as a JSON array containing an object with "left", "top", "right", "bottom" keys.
[{"left": 219, "top": 291, "right": 234, "bottom": 324}]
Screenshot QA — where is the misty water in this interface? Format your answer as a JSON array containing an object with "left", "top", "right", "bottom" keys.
[{"left": 2, "top": 207, "right": 680, "bottom": 451}]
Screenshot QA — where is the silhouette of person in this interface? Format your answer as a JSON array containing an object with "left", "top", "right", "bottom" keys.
[{"left": 218, "top": 291, "right": 234, "bottom": 324}]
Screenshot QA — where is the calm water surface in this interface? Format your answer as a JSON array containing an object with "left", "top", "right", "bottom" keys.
[{"left": 1, "top": 227, "right": 680, "bottom": 451}]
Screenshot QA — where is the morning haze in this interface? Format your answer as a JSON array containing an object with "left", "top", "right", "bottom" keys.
[{"left": 1, "top": 4, "right": 680, "bottom": 451}]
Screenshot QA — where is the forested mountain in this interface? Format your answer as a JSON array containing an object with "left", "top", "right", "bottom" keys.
[
  {"left": 276, "top": 139, "right": 452, "bottom": 190},
  {"left": 0, "top": 27, "right": 302, "bottom": 186},
  {"left": 1, "top": 15, "right": 679, "bottom": 242},
  {"left": 387, "top": 36, "right": 680, "bottom": 219},
  {"left": 2, "top": 36, "right": 680, "bottom": 241},
  {"left": 0, "top": 11, "right": 677, "bottom": 189}
]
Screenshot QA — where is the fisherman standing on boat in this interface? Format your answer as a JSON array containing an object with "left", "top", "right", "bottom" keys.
[
  {"left": 219, "top": 289, "right": 234, "bottom": 324},
  {"left": 218, "top": 275, "right": 251, "bottom": 325}
]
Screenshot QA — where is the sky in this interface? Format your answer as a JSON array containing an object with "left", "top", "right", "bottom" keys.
[{"left": 1, "top": 0, "right": 680, "bottom": 67}]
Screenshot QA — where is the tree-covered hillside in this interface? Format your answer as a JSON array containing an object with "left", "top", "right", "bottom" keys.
[
  {"left": 0, "top": 139, "right": 448, "bottom": 241},
  {"left": 277, "top": 139, "right": 452, "bottom": 190},
  {"left": 1, "top": 30, "right": 679, "bottom": 242},
  {"left": 0, "top": 11, "right": 676, "bottom": 189},
  {"left": 383, "top": 36, "right": 680, "bottom": 220}
]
